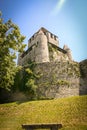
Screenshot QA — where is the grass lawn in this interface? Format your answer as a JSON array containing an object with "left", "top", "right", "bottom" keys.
[{"left": 0, "top": 95, "right": 87, "bottom": 130}]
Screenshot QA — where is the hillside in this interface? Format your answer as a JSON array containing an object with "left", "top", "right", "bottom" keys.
[{"left": 0, "top": 95, "right": 87, "bottom": 130}]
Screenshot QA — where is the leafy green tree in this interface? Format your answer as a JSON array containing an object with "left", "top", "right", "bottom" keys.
[
  {"left": 17, "top": 61, "right": 38, "bottom": 100},
  {"left": 25, "top": 68, "right": 37, "bottom": 98},
  {"left": 0, "top": 12, "right": 26, "bottom": 90}
]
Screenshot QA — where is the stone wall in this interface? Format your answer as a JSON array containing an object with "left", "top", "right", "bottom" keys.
[
  {"left": 48, "top": 43, "right": 69, "bottom": 62},
  {"left": 32, "top": 60, "right": 87, "bottom": 99},
  {"left": 1, "top": 60, "right": 87, "bottom": 103},
  {"left": 34, "top": 61, "right": 81, "bottom": 99},
  {"left": 79, "top": 60, "right": 87, "bottom": 95}
]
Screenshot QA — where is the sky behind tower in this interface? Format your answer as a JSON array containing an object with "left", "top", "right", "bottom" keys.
[{"left": 0, "top": 0, "right": 87, "bottom": 62}]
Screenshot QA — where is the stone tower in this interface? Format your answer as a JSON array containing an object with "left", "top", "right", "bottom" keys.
[
  {"left": 33, "top": 29, "right": 50, "bottom": 63},
  {"left": 18, "top": 27, "right": 72, "bottom": 66}
]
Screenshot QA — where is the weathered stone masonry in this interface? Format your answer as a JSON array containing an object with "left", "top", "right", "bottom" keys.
[{"left": 34, "top": 61, "right": 80, "bottom": 98}]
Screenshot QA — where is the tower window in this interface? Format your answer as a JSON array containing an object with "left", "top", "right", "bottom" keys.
[
  {"left": 32, "top": 35, "right": 34, "bottom": 40},
  {"left": 50, "top": 33, "right": 53, "bottom": 38},
  {"left": 36, "top": 41, "right": 39, "bottom": 47},
  {"left": 44, "top": 32, "right": 46, "bottom": 35},
  {"left": 54, "top": 36, "right": 56, "bottom": 40},
  {"left": 30, "top": 39, "right": 31, "bottom": 43}
]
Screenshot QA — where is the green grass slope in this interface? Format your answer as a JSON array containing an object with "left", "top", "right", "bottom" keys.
[{"left": 0, "top": 95, "right": 87, "bottom": 130}]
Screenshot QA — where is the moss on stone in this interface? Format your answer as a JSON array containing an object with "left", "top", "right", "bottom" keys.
[{"left": 57, "top": 79, "right": 70, "bottom": 86}]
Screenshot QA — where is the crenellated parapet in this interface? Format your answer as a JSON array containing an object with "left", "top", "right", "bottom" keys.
[{"left": 28, "top": 27, "right": 59, "bottom": 49}]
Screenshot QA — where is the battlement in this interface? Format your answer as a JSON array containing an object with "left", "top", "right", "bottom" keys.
[{"left": 28, "top": 27, "right": 59, "bottom": 48}]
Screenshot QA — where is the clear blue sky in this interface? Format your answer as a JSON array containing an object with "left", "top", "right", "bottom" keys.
[{"left": 0, "top": 0, "right": 87, "bottom": 62}]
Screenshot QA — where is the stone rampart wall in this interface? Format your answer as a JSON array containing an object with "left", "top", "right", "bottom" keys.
[{"left": 33, "top": 60, "right": 87, "bottom": 99}]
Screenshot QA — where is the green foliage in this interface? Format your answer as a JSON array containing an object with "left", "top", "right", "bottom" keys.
[
  {"left": 48, "top": 43, "right": 57, "bottom": 53},
  {"left": 25, "top": 67, "right": 37, "bottom": 98},
  {"left": 25, "top": 79, "right": 37, "bottom": 94},
  {"left": 48, "top": 43, "right": 54, "bottom": 52},
  {"left": 0, "top": 12, "right": 26, "bottom": 90},
  {"left": 57, "top": 80, "right": 70, "bottom": 86},
  {"left": 0, "top": 95, "right": 87, "bottom": 130},
  {"left": 25, "top": 68, "right": 33, "bottom": 75},
  {"left": 18, "top": 61, "right": 38, "bottom": 99}
]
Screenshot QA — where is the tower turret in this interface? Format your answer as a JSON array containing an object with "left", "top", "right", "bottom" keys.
[
  {"left": 36, "top": 29, "right": 50, "bottom": 62},
  {"left": 63, "top": 44, "right": 73, "bottom": 61}
]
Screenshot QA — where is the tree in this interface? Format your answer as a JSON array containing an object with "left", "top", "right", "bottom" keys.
[
  {"left": 0, "top": 12, "right": 26, "bottom": 90},
  {"left": 18, "top": 61, "right": 38, "bottom": 100},
  {"left": 25, "top": 68, "right": 37, "bottom": 97}
]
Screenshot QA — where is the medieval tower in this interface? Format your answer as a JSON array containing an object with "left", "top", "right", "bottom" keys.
[{"left": 18, "top": 27, "right": 72, "bottom": 66}]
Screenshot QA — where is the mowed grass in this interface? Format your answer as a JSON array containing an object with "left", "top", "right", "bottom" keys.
[{"left": 0, "top": 95, "right": 87, "bottom": 130}]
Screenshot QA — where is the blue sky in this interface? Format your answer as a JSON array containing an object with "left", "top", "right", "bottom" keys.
[{"left": 0, "top": 0, "right": 87, "bottom": 62}]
